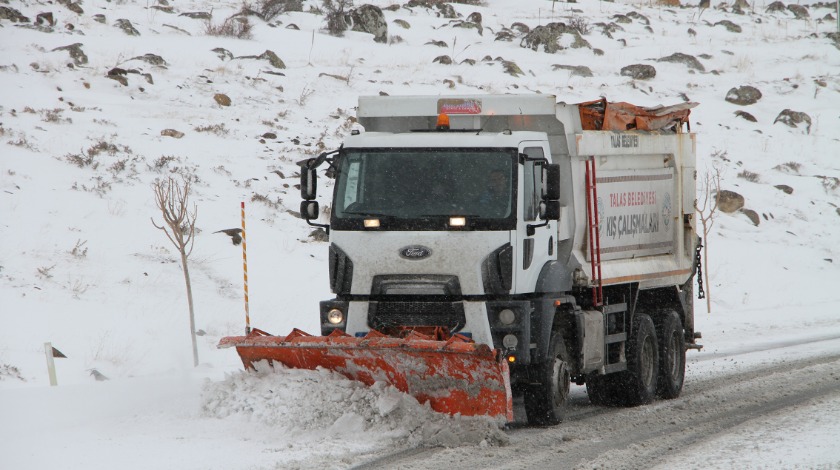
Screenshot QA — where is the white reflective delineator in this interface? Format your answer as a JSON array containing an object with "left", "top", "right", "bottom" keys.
[{"left": 44, "top": 342, "right": 57, "bottom": 386}]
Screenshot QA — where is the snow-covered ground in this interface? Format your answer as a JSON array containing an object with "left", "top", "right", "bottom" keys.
[{"left": 1, "top": 0, "right": 839, "bottom": 468}]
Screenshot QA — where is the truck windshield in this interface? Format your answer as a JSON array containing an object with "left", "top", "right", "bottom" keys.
[{"left": 331, "top": 148, "right": 517, "bottom": 231}]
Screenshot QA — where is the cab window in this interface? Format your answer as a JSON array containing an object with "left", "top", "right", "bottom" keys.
[{"left": 523, "top": 147, "right": 545, "bottom": 222}]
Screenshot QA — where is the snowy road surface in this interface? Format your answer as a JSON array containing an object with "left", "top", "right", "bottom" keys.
[
  {"left": 3, "top": 331, "right": 838, "bottom": 470},
  {"left": 354, "top": 337, "right": 840, "bottom": 469}
]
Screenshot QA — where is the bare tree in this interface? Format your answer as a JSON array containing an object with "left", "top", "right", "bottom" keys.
[
  {"left": 694, "top": 166, "right": 720, "bottom": 314},
  {"left": 151, "top": 177, "right": 199, "bottom": 366},
  {"left": 322, "top": 0, "right": 353, "bottom": 37}
]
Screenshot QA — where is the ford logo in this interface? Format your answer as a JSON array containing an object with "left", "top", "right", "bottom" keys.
[{"left": 399, "top": 246, "right": 432, "bottom": 260}]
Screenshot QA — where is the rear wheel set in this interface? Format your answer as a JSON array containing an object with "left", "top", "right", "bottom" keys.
[
  {"left": 586, "top": 312, "right": 686, "bottom": 406},
  {"left": 587, "top": 313, "right": 660, "bottom": 406},
  {"left": 655, "top": 310, "right": 686, "bottom": 399},
  {"left": 524, "top": 310, "right": 686, "bottom": 423},
  {"left": 622, "top": 314, "right": 660, "bottom": 405}
]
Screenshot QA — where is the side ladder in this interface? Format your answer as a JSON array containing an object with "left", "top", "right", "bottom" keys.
[{"left": 585, "top": 156, "right": 604, "bottom": 307}]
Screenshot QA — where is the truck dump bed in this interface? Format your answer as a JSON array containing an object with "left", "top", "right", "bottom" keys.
[{"left": 571, "top": 129, "right": 696, "bottom": 290}]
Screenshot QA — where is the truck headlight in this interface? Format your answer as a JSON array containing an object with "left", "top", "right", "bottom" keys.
[
  {"left": 449, "top": 216, "right": 466, "bottom": 227},
  {"left": 327, "top": 308, "right": 344, "bottom": 324},
  {"left": 498, "top": 309, "right": 516, "bottom": 325},
  {"left": 502, "top": 334, "right": 518, "bottom": 349}
]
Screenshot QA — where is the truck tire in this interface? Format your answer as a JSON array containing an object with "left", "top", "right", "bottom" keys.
[
  {"left": 655, "top": 310, "right": 686, "bottom": 399},
  {"left": 524, "top": 333, "right": 570, "bottom": 425},
  {"left": 617, "top": 313, "right": 659, "bottom": 406}
]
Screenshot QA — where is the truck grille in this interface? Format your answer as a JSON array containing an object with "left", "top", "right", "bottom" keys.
[{"left": 368, "top": 301, "right": 466, "bottom": 332}]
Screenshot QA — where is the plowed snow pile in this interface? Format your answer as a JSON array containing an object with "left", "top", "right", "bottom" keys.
[{"left": 202, "top": 362, "right": 508, "bottom": 449}]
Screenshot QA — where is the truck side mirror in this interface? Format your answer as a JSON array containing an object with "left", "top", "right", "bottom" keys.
[
  {"left": 300, "top": 200, "right": 319, "bottom": 220},
  {"left": 543, "top": 200, "right": 561, "bottom": 220},
  {"left": 545, "top": 164, "right": 561, "bottom": 200},
  {"left": 301, "top": 167, "right": 317, "bottom": 200}
]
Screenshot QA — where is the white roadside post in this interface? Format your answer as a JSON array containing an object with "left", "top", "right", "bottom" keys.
[
  {"left": 44, "top": 343, "right": 67, "bottom": 386},
  {"left": 44, "top": 342, "right": 58, "bottom": 386}
]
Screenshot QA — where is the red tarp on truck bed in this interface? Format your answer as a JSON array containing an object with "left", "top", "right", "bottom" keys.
[{"left": 578, "top": 98, "right": 697, "bottom": 132}]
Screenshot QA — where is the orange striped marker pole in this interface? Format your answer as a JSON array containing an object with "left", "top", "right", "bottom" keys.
[{"left": 241, "top": 201, "right": 251, "bottom": 335}]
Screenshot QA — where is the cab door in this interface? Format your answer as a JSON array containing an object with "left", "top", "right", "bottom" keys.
[{"left": 514, "top": 143, "right": 556, "bottom": 293}]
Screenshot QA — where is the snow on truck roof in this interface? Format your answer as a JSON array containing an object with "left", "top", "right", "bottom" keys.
[
  {"left": 343, "top": 130, "right": 548, "bottom": 149},
  {"left": 356, "top": 95, "right": 572, "bottom": 137},
  {"left": 357, "top": 94, "right": 560, "bottom": 118}
]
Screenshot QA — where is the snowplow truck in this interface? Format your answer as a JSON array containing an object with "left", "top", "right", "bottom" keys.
[{"left": 220, "top": 94, "right": 701, "bottom": 425}]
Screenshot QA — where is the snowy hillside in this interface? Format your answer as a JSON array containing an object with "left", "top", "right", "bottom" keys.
[{"left": 1, "top": 0, "right": 839, "bottom": 468}]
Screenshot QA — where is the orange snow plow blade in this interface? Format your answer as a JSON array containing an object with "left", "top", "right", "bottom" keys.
[{"left": 218, "top": 328, "right": 513, "bottom": 421}]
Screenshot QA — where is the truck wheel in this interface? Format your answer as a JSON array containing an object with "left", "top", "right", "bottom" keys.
[
  {"left": 524, "top": 333, "right": 570, "bottom": 425},
  {"left": 656, "top": 310, "right": 685, "bottom": 399},
  {"left": 617, "top": 313, "right": 659, "bottom": 406}
]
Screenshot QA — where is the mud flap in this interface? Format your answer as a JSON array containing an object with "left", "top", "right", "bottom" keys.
[{"left": 218, "top": 328, "right": 514, "bottom": 421}]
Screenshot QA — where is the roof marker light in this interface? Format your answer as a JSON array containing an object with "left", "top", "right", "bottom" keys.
[{"left": 436, "top": 113, "right": 450, "bottom": 130}]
